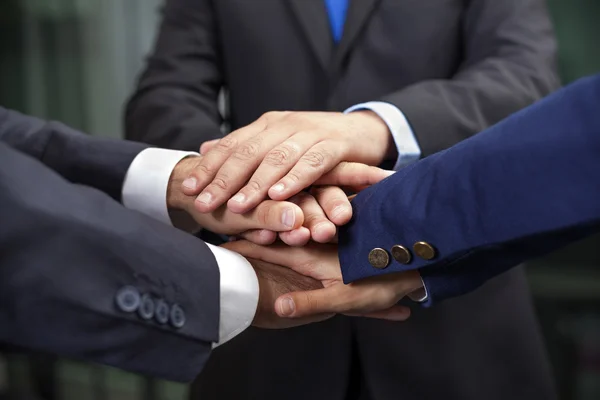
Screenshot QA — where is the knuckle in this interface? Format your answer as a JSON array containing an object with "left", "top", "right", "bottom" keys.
[
  {"left": 301, "top": 151, "right": 327, "bottom": 169},
  {"left": 262, "top": 111, "right": 276, "bottom": 120},
  {"left": 233, "top": 139, "right": 261, "bottom": 161},
  {"left": 303, "top": 292, "right": 318, "bottom": 312},
  {"left": 215, "top": 137, "right": 238, "bottom": 153},
  {"left": 211, "top": 176, "right": 229, "bottom": 191},
  {"left": 196, "top": 163, "right": 214, "bottom": 178},
  {"left": 262, "top": 111, "right": 286, "bottom": 122},
  {"left": 246, "top": 180, "right": 262, "bottom": 192},
  {"left": 264, "top": 144, "right": 298, "bottom": 167},
  {"left": 286, "top": 170, "right": 302, "bottom": 184}
]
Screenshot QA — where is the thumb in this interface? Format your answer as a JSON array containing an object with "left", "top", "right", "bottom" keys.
[
  {"left": 200, "top": 139, "right": 220, "bottom": 154},
  {"left": 276, "top": 286, "right": 344, "bottom": 318}
]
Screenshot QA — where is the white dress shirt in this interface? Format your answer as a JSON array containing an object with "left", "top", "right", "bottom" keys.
[
  {"left": 344, "top": 101, "right": 422, "bottom": 170},
  {"left": 120, "top": 103, "right": 427, "bottom": 347},
  {"left": 122, "top": 148, "right": 259, "bottom": 347}
]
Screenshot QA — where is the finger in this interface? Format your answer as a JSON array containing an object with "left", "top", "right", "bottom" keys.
[
  {"left": 183, "top": 121, "right": 264, "bottom": 196},
  {"left": 293, "top": 192, "right": 336, "bottom": 243},
  {"left": 279, "top": 227, "right": 311, "bottom": 247},
  {"left": 237, "top": 229, "right": 278, "bottom": 245},
  {"left": 275, "top": 286, "right": 348, "bottom": 318},
  {"left": 276, "top": 275, "right": 412, "bottom": 318},
  {"left": 234, "top": 200, "right": 304, "bottom": 232},
  {"left": 222, "top": 241, "right": 340, "bottom": 280},
  {"left": 200, "top": 139, "right": 220, "bottom": 154},
  {"left": 344, "top": 305, "right": 411, "bottom": 321},
  {"left": 315, "top": 162, "right": 394, "bottom": 188},
  {"left": 227, "top": 134, "right": 319, "bottom": 214},
  {"left": 197, "top": 128, "right": 303, "bottom": 213},
  {"left": 311, "top": 186, "right": 352, "bottom": 226},
  {"left": 276, "top": 286, "right": 387, "bottom": 318},
  {"left": 268, "top": 141, "right": 344, "bottom": 200}
]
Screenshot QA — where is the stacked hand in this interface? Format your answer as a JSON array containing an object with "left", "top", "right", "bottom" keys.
[
  {"left": 183, "top": 110, "right": 394, "bottom": 213},
  {"left": 167, "top": 111, "right": 423, "bottom": 329},
  {"left": 227, "top": 241, "right": 419, "bottom": 323}
]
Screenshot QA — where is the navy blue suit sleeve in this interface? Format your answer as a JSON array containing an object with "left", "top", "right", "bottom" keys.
[
  {"left": 0, "top": 107, "right": 148, "bottom": 201},
  {"left": 0, "top": 141, "right": 220, "bottom": 382},
  {"left": 339, "top": 74, "right": 600, "bottom": 305}
]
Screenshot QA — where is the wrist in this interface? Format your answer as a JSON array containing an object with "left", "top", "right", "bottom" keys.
[{"left": 345, "top": 111, "right": 394, "bottom": 165}]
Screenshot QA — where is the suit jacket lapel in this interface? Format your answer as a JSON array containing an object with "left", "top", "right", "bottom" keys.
[
  {"left": 288, "top": 0, "right": 333, "bottom": 71},
  {"left": 333, "top": 0, "right": 381, "bottom": 72}
]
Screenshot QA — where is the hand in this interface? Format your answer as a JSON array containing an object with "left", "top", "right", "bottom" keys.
[
  {"left": 236, "top": 187, "right": 347, "bottom": 246},
  {"left": 183, "top": 111, "right": 394, "bottom": 213},
  {"left": 167, "top": 157, "right": 304, "bottom": 237},
  {"left": 249, "top": 258, "right": 333, "bottom": 329},
  {"left": 235, "top": 163, "right": 394, "bottom": 246},
  {"left": 224, "top": 241, "right": 422, "bottom": 321}
]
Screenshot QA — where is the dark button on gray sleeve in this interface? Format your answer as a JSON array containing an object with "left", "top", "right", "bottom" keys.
[
  {"left": 155, "top": 299, "right": 170, "bottom": 325},
  {"left": 170, "top": 304, "right": 186, "bottom": 329},
  {"left": 115, "top": 286, "right": 141, "bottom": 313},
  {"left": 138, "top": 294, "right": 155, "bottom": 320}
]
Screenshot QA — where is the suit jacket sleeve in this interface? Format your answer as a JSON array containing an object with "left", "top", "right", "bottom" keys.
[
  {"left": 0, "top": 140, "right": 220, "bottom": 382},
  {"left": 124, "top": 0, "right": 223, "bottom": 150},
  {"left": 339, "top": 74, "right": 600, "bottom": 305},
  {"left": 381, "top": 0, "right": 560, "bottom": 157},
  {"left": 0, "top": 106, "right": 147, "bottom": 202}
]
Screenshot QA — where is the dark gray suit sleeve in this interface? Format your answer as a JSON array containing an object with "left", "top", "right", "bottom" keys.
[
  {"left": 125, "top": 0, "right": 223, "bottom": 150},
  {"left": 0, "top": 141, "right": 220, "bottom": 382},
  {"left": 381, "top": 0, "right": 560, "bottom": 157},
  {"left": 0, "top": 107, "right": 147, "bottom": 202}
]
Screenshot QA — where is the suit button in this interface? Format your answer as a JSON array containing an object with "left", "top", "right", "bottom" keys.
[
  {"left": 413, "top": 242, "right": 436, "bottom": 260},
  {"left": 368, "top": 248, "right": 390, "bottom": 269},
  {"left": 115, "top": 286, "right": 140, "bottom": 313},
  {"left": 391, "top": 245, "right": 412, "bottom": 264},
  {"left": 155, "top": 300, "right": 170, "bottom": 325},
  {"left": 138, "top": 294, "right": 155, "bottom": 320},
  {"left": 170, "top": 304, "right": 186, "bottom": 329}
]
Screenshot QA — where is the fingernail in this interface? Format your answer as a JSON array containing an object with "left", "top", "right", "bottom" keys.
[
  {"left": 384, "top": 170, "right": 396, "bottom": 177},
  {"left": 182, "top": 177, "right": 198, "bottom": 191},
  {"left": 231, "top": 193, "right": 246, "bottom": 204},
  {"left": 331, "top": 205, "right": 350, "bottom": 220},
  {"left": 282, "top": 208, "right": 295, "bottom": 228},
  {"left": 279, "top": 297, "right": 295, "bottom": 316},
  {"left": 271, "top": 183, "right": 285, "bottom": 193},
  {"left": 196, "top": 192, "right": 213, "bottom": 205}
]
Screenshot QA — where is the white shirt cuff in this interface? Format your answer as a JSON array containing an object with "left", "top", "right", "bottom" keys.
[
  {"left": 345, "top": 101, "right": 421, "bottom": 170},
  {"left": 206, "top": 243, "right": 259, "bottom": 347},
  {"left": 122, "top": 148, "right": 199, "bottom": 226},
  {"left": 408, "top": 276, "right": 429, "bottom": 303}
]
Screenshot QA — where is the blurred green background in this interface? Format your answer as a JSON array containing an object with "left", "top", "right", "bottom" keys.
[{"left": 1, "top": 0, "right": 599, "bottom": 399}]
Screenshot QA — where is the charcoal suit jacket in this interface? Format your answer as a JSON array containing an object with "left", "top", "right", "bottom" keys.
[
  {"left": 125, "top": 0, "right": 560, "bottom": 398},
  {"left": 0, "top": 107, "right": 219, "bottom": 382}
]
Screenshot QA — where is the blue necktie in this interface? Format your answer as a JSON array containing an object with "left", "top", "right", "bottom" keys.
[{"left": 324, "top": 0, "right": 349, "bottom": 43}]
